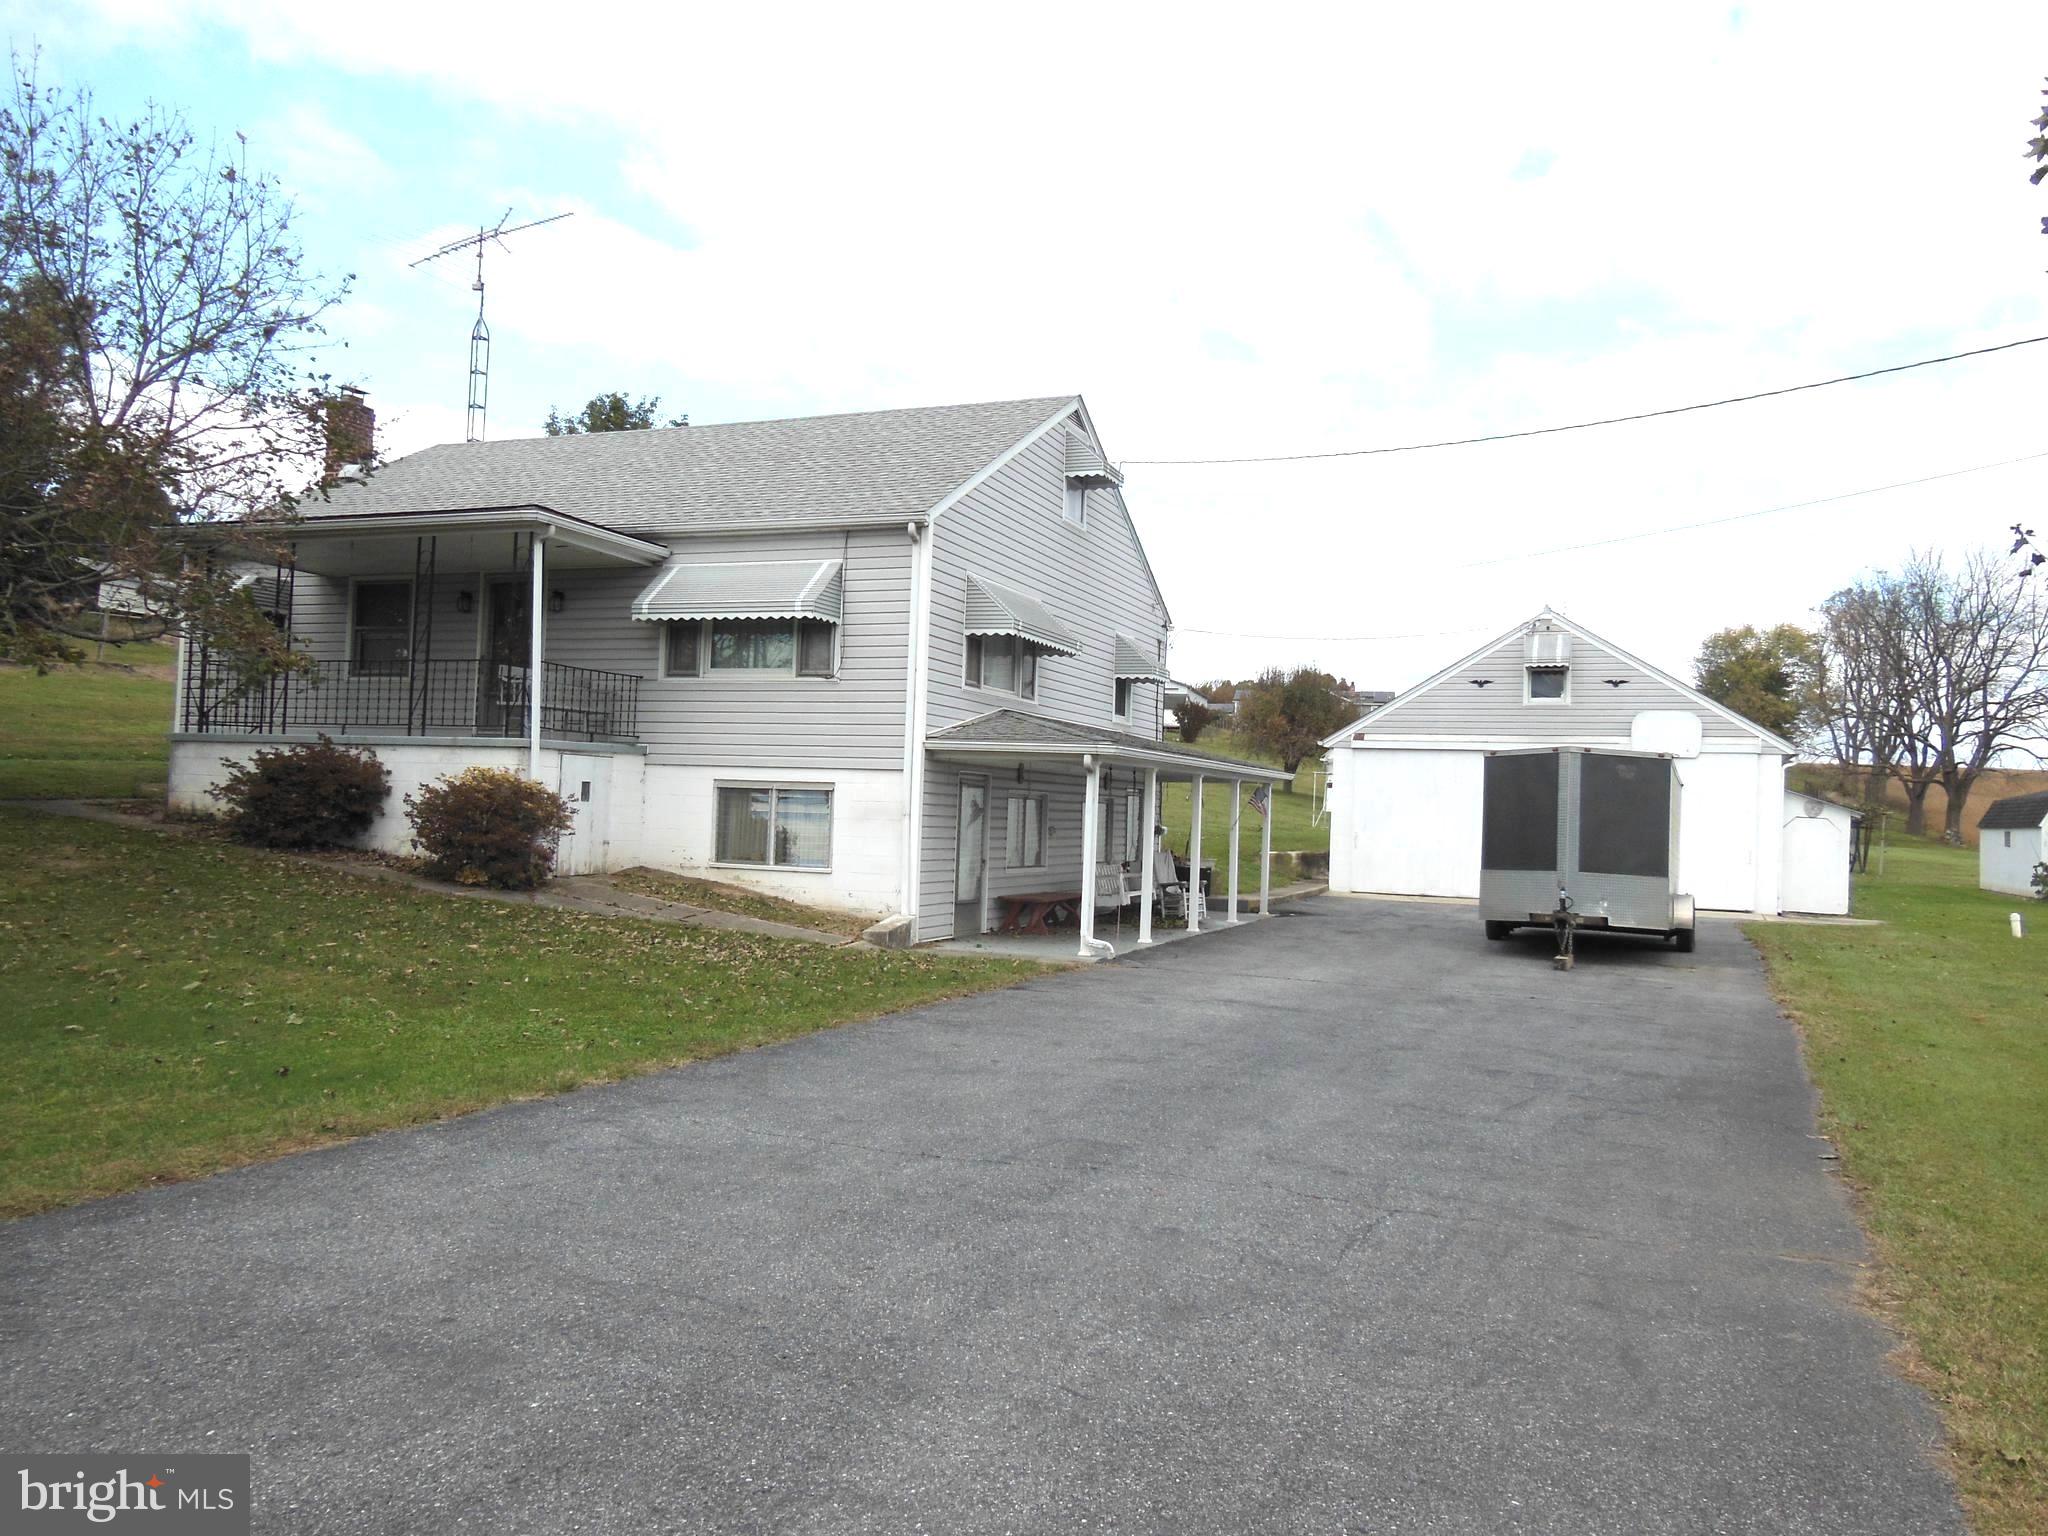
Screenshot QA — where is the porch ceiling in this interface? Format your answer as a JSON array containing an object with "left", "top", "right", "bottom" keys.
[
  {"left": 180, "top": 506, "right": 669, "bottom": 578},
  {"left": 925, "top": 709, "right": 1289, "bottom": 783}
]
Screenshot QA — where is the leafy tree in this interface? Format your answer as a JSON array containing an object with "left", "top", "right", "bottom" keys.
[
  {"left": 1235, "top": 666, "right": 1351, "bottom": 775},
  {"left": 1692, "top": 624, "right": 1821, "bottom": 740},
  {"left": 544, "top": 392, "right": 685, "bottom": 435},
  {"left": 1, "top": 53, "right": 346, "bottom": 667}
]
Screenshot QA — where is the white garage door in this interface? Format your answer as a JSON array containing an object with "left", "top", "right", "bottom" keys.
[{"left": 1342, "top": 749, "right": 1484, "bottom": 898}]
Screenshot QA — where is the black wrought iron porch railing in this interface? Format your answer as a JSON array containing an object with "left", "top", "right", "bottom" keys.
[{"left": 178, "top": 657, "right": 642, "bottom": 744}]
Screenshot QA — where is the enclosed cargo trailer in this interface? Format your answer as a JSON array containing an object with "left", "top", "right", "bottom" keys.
[{"left": 1480, "top": 747, "right": 1696, "bottom": 954}]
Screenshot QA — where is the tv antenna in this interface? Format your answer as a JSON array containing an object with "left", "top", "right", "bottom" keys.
[{"left": 411, "top": 209, "right": 573, "bottom": 442}]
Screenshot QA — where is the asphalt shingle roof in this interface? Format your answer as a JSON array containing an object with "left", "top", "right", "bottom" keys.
[
  {"left": 1979, "top": 790, "right": 2048, "bottom": 830},
  {"left": 310, "top": 397, "right": 1075, "bottom": 536},
  {"left": 927, "top": 710, "right": 1284, "bottom": 778}
]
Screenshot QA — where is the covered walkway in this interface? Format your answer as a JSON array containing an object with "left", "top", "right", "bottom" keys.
[{"left": 925, "top": 710, "right": 1291, "bottom": 959}]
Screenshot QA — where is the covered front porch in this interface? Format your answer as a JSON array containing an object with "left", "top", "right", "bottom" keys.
[
  {"left": 924, "top": 711, "right": 1290, "bottom": 960},
  {"left": 176, "top": 506, "right": 667, "bottom": 758}
]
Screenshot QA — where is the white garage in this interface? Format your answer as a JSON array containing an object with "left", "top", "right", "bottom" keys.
[{"left": 1323, "top": 610, "right": 1840, "bottom": 915}]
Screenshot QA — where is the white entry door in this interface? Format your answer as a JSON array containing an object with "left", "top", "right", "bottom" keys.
[
  {"left": 557, "top": 755, "right": 611, "bottom": 875},
  {"left": 955, "top": 779, "right": 988, "bottom": 935}
]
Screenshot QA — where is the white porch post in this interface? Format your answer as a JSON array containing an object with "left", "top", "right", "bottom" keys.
[
  {"left": 1188, "top": 774, "right": 1205, "bottom": 933},
  {"left": 1227, "top": 780, "right": 1242, "bottom": 923},
  {"left": 1260, "top": 776, "right": 1275, "bottom": 914},
  {"left": 1078, "top": 755, "right": 1102, "bottom": 959},
  {"left": 527, "top": 535, "right": 547, "bottom": 778},
  {"left": 1138, "top": 766, "right": 1158, "bottom": 944}
]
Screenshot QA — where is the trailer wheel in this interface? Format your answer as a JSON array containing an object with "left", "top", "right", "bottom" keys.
[
  {"left": 1673, "top": 927, "right": 1696, "bottom": 954},
  {"left": 1484, "top": 921, "right": 1513, "bottom": 941}
]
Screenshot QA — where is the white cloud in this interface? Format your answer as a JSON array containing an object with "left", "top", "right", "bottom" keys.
[{"left": 42, "top": 0, "right": 2048, "bottom": 692}]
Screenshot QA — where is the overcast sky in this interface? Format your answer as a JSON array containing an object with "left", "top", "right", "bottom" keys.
[{"left": 9, "top": 1, "right": 2048, "bottom": 690}]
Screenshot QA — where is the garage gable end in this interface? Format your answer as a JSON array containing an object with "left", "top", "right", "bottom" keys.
[{"left": 1322, "top": 612, "right": 1796, "bottom": 753}]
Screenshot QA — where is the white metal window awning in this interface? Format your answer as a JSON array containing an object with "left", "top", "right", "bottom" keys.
[
  {"left": 1113, "top": 632, "right": 1169, "bottom": 681},
  {"left": 963, "top": 575, "right": 1082, "bottom": 657},
  {"left": 1065, "top": 428, "right": 1124, "bottom": 489},
  {"left": 631, "top": 559, "right": 845, "bottom": 623}
]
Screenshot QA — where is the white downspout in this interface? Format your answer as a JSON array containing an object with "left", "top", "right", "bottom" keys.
[
  {"left": 897, "top": 518, "right": 937, "bottom": 933},
  {"left": 899, "top": 520, "right": 925, "bottom": 921},
  {"left": 1188, "top": 773, "right": 1205, "bottom": 932},
  {"left": 527, "top": 534, "right": 546, "bottom": 778}
]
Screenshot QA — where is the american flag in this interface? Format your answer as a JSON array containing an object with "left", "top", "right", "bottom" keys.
[{"left": 1249, "top": 783, "right": 1271, "bottom": 821}]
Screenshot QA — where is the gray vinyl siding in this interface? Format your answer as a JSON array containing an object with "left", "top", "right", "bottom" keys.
[
  {"left": 626, "top": 528, "right": 911, "bottom": 772},
  {"left": 1353, "top": 630, "right": 1762, "bottom": 746},
  {"left": 917, "top": 758, "right": 1142, "bottom": 941},
  {"left": 271, "top": 530, "right": 912, "bottom": 773},
  {"left": 925, "top": 425, "right": 1170, "bottom": 738}
]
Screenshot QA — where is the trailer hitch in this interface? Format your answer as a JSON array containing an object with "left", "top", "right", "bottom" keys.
[{"left": 1551, "top": 888, "right": 1579, "bottom": 972}]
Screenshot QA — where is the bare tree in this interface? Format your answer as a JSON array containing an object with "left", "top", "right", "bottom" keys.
[
  {"left": 1, "top": 53, "right": 349, "bottom": 664},
  {"left": 1815, "top": 579, "right": 1912, "bottom": 807},
  {"left": 1816, "top": 555, "right": 2048, "bottom": 838},
  {"left": 1908, "top": 555, "right": 2048, "bottom": 840}
]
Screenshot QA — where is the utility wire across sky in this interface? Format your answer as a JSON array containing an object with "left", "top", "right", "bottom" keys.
[
  {"left": 1123, "top": 334, "right": 2048, "bottom": 468},
  {"left": 1174, "top": 447, "right": 2048, "bottom": 643}
]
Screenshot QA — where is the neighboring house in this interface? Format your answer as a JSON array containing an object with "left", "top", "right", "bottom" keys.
[
  {"left": 1979, "top": 791, "right": 2048, "bottom": 897},
  {"left": 169, "top": 395, "right": 1286, "bottom": 947},
  {"left": 1318, "top": 609, "right": 1847, "bottom": 915}
]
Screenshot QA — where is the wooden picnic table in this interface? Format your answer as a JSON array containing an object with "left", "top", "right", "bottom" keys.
[{"left": 996, "top": 890, "right": 1083, "bottom": 937}]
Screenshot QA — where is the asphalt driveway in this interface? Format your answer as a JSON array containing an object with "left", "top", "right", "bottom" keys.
[{"left": 1, "top": 896, "right": 1959, "bottom": 1533}]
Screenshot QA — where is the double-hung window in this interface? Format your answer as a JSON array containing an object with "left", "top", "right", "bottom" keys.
[
  {"left": 664, "top": 619, "right": 836, "bottom": 679},
  {"left": 1113, "top": 677, "right": 1134, "bottom": 719},
  {"left": 965, "top": 634, "right": 1038, "bottom": 699},
  {"left": 1006, "top": 795, "right": 1046, "bottom": 869},
  {"left": 351, "top": 580, "right": 412, "bottom": 676},
  {"left": 716, "top": 785, "right": 832, "bottom": 869},
  {"left": 1063, "top": 484, "right": 1087, "bottom": 526}
]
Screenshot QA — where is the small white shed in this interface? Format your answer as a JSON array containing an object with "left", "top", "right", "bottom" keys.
[
  {"left": 1780, "top": 792, "right": 1857, "bottom": 916},
  {"left": 1979, "top": 792, "right": 2048, "bottom": 898}
]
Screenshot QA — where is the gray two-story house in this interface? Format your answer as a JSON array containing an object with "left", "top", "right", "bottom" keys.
[{"left": 171, "top": 396, "right": 1286, "bottom": 948}]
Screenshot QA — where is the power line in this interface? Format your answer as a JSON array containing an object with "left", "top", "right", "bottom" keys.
[
  {"left": 1174, "top": 448, "right": 2048, "bottom": 643},
  {"left": 1455, "top": 449, "right": 2048, "bottom": 569},
  {"left": 1122, "top": 334, "right": 2048, "bottom": 467}
]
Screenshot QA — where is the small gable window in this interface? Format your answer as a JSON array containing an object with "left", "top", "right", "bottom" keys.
[
  {"left": 1063, "top": 484, "right": 1087, "bottom": 527},
  {"left": 1526, "top": 665, "right": 1569, "bottom": 702}
]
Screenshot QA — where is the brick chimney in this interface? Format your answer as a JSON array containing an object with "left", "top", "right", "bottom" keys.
[{"left": 323, "top": 387, "right": 375, "bottom": 481}]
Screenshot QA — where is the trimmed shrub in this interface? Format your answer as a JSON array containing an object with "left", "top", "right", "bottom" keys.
[
  {"left": 406, "top": 767, "right": 575, "bottom": 890},
  {"left": 212, "top": 735, "right": 391, "bottom": 849}
]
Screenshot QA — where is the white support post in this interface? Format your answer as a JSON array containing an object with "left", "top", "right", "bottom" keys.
[
  {"left": 1227, "top": 781, "right": 1241, "bottom": 923},
  {"left": 1260, "top": 777, "right": 1275, "bottom": 914},
  {"left": 527, "top": 535, "right": 547, "bottom": 778},
  {"left": 1138, "top": 766, "right": 1158, "bottom": 944},
  {"left": 1078, "top": 756, "right": 1102, "bottom": 959},
  {"left": 1188, "top": 774, "right": 1205, "bottom": 932}
]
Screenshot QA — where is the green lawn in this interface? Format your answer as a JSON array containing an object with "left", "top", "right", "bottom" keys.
[
  {"left": 1158, "top": 730, "right": 1328, "bottom": 887},
  {"left": 0, "top": 642, "right": 176, "bottom": 798},
  {"left": 0, "top": 808, "right": 1028, "bottom": 1218},
  {"left": 1746, "top": 844, "right": 2047, "bottom": 1535}
]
